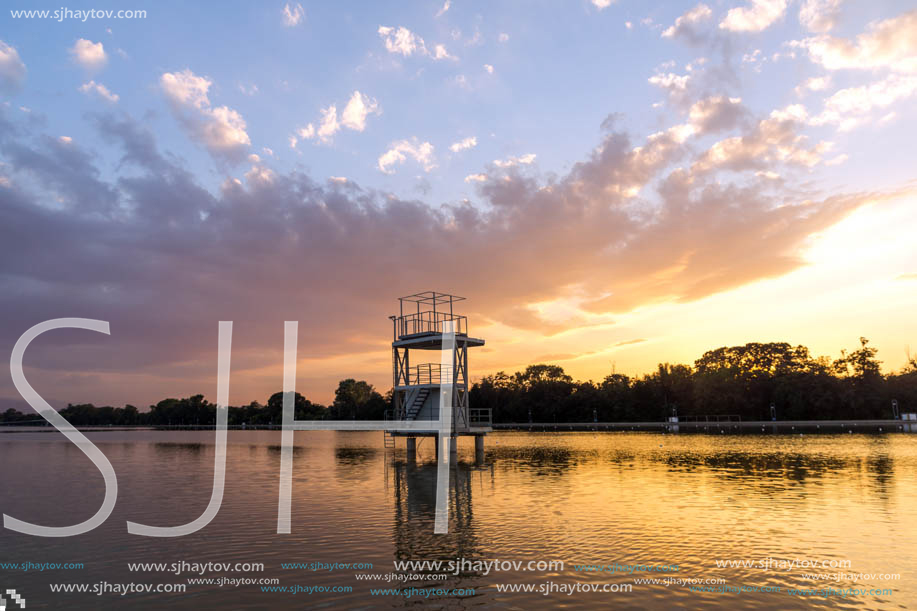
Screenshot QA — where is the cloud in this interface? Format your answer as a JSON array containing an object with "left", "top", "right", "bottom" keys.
[
  {"left": 464, "top": 28, "right": 484, "bottom": 47},
  {"left": 289, "top": 123, "right": 315, "bottom": 148},
  {"left": 483, "top": 63, "right": 494, "bottom": 74},
  {"left": 378, "top": 138, "right": 435, "bottom": 173},
  {"left": 449, "top": 136, "right": 477, "bottom": 152},
  {"left": 465, "top": 173, "right": 487, "bottom": 182},
  {"left": 742, "top": 49, "right": 766, "bottom": 71},
  {"left": 317, "top": 105, "right": 339, "bottom": 142},
  {"left": 648, "top": 71, "right": 691, "bottom": 95},
  {"left": 378, "top": 26, "right": 423, "bottom": 56},
  {"left": 795, "top": 75, "right": 831, "bottom": 95},
  {"left": 794, "top": 9, "right": 917, "bottom": 72},
  {"left": 686, "top": 95, "right": 748, "bottom": 134},
  {"left": 0, "top": 106, "right": 890, "bottom": 405},
  {"left": 244, "top": 161, "right": 275, "bottom": 186},
  {"left": 693, "top": 106, "right": 831, "bottom": 172},
  {"left": 70, "top": 38, "right": 107, "bottom": 70},
  {"left": 798, "top": 0, "right": 843, "bottom": 33},
  {"left": 292, "top": 91, "right": 379, "bottom": 145},
  {"left": 0, "top": 128, "right": 118, "bottom": 215},
  {"left": 378, "top": 25, "right": 455, "bottom": 60},
  {"left": 432, "top": 44, "right": 455, "bottom": 60},
  {"left": 493, "top": 153, "right": 536, "bottom": 168},
  {"left": 720, "top": 0, "right": 787, "bottom": 33},
  {"left": 0, "top": 40, "right": 26, "bottom": 94},
  {"left": 810, "top": 74, "right": 917, "bottom": 131},
  {"left": 592, "top": 0, "right": 613, "bottom": 10},
  {"left": 498, "top": 32, "right": 510, "bottom": 43},
  {"left": 160, "top": 69, "right": 250, "bottom": 162},
  {"left": 662, "top": 4, "right": 712, "bottom": 41},
  {"left": 281, "top": 3, "right": 304, "bottom": 27},
  {"left": 340, "top": 91, "right": 381, "bottom": 132},
  {"left": 648, "top": 58, "right": 729, "bottom": 109},
  {"left": 78, "top": 80, "right": 119, "bottom": 103},
  {"left": 161, "top": 69, "right": 210, "bottom": 108},
  {"left": 435, "top": 0, "right": 450, "bottom": 17},
  {"left": 238, "top": 83, "right": 259, "bottom": 96}
]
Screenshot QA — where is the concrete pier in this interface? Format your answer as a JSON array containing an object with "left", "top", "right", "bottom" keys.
[
  {"left": 474, "top": 435, "right": 485, "bottom": 462},
  {"left": 406, "top": 437, "right": 416, "bottom": 461}
]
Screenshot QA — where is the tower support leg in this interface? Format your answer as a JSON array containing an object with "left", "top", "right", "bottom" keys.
[
  {"left": 406, "top": 437, "right": 416, "bottom": 462},
  {"left": 474, "top": 435, "right": 485, "bottom": 463}
]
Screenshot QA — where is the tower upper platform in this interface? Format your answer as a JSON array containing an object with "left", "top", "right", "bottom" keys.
[{"left": 390, "top": 291, "right": 485, "bottom": 349}]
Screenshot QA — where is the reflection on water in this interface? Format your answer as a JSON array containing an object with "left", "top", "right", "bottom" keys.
[
  {"left": 390, "top": 460, "right": 487, "bottom": 564},
  {"left": 0, "top": 430, "right": 915, "bottom": 609}
]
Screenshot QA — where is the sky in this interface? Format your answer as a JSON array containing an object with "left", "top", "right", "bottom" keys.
[{"left": 0, "top": 0, "right": 916, "bottom": 408}]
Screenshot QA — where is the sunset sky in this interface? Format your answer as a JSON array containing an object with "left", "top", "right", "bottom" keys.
[{"left": 1, "top": 0, "right": 916, "bottom": 408}]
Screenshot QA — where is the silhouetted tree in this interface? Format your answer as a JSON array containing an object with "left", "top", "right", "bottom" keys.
[
  {"left": 331, "top": 379, "right": 386, "bottom": 420},
  {"left": 833, "top": 337, "right": 883, "bottom": 418},
  {"left": 265, "top": 391, "right": 326, "bottom": 423}
]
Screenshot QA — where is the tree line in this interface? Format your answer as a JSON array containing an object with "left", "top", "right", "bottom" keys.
[
  {"left": 2, "top": 339, "right": 916, "bottom": 426},
  {"left": 0, "top": 379, "right": 388, "bottom": 427},
  {"left": 472, "top": 338, "right": 917, "bottom": 423}
]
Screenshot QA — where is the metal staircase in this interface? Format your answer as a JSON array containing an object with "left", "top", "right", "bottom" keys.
[
  {"left": 383, "top": 409, "right": 395, "bottom": 449},
  {"left": 405, "top": 387, "right": 430, "bottom": 420}
]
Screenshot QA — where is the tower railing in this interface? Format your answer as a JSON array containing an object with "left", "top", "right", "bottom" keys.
[
  {"left": 393, "top": 312, "right": 467, "bottom": 339},
  {"left": 396, "top": 363, "right": 456, "bottom": 386},
  {"left": 469, "top": 408, "right": 492, "bottom": 426},
  {"left": 409, "top": 363, "right": 454, "bottom": 386}
]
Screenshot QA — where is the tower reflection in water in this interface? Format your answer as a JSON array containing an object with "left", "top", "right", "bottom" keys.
[{"left": 388, "top": 453, "right": 494, "bottom": 574}]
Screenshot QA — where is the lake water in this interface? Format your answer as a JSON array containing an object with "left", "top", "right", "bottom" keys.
[{"left": 1, "top": 430, "right": 914, "bottom": 609}]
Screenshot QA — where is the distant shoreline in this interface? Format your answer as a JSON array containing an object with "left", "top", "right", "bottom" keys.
[{"left": 1, "top": 419, "right": 912, "bottom": 434}]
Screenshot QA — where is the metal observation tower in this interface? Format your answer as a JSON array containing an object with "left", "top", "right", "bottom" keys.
[{"left": 385, "top": 291, "right": 491, "bottom": 459}]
